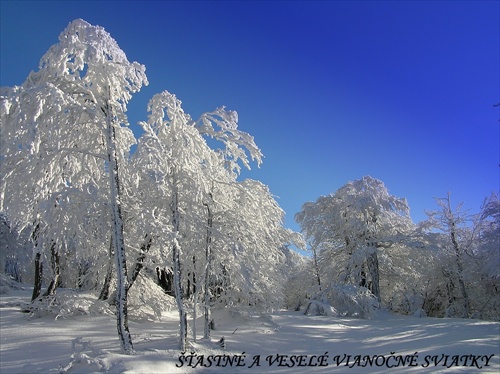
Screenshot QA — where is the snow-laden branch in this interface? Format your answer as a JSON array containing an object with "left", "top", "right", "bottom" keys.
[{"left": 195, "top": 106, "right": 263, "bottom": 174}]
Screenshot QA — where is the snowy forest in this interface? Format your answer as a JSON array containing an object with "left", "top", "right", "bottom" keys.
[{"left": 1, "top": 19, "right": 499, "bottom": 362}]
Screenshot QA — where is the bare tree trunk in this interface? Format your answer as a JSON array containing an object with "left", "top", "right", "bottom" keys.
[
  {"left": 171, "top": 185, "right": 187, "bottom": 352},
  {"left": 303, "top": 244, "right": 322, "bottom": 315},
  {"left": 366, "top": 248, "right": 380, "bottom": 302},
  {"left": 449, "top": 220, "right": 470, "bottom": 317},
  {"left": 186, "top": 259, "right": 196, "bottom": 299},
  {"left": 312, "top": 245, "right": 321, "bottom": 290},
  {"left": 128, "top": 233, "right": 152, "bottom": 291},
  {"left": 43, "top": 241, "right": 60, "bottom": 296},
  {"left": 203, "top": 196, "right": 213, "bottom": 340},
  {"left": 446, "top": 193, "right": 470, "bottom": 318},
  {"left": 191, "top": 254, "right": 198, "bottom": 342},
  {"left": 99, "top": 236, "right": 114, "bottom": 301},
  {"left": 342, "top": 236, "right": 354, "bottom": 285},
  {"left": 105, "top": 97, "right": 133, "bottom": 354},
  {"left": 31, "top": 223, "right": 43, "bottom": 302},
  {"left": 31, "top": 252, "right": 43, "bottom": 302},
  {"left": 191, "top": 256, "right": 197, "bottom": 296}
]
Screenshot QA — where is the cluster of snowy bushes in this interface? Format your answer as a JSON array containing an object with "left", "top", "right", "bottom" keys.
[{"left": 1, "top": 19, "right": 498, "bottom": 354}]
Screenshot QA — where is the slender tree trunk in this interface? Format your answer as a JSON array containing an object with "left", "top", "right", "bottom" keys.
[
  {"left": 192, "top": 256, "right": 196, "bottom": 296},
  {"left": 343, "top": 236, "right": 354, "bottom": 284},
  {"left": 173, "top": 237, "right": 187, "bottom": 351},
  {"left": 191, "top": 254, "right": 198, "bottom": 342},
  {"left": 31, "top": 252, "right": 43, "bottom": 302},
  {"left": 171, "top": 185, "right": 187, "bottom": 352},
  {"left": 128, "top": 233, "right": 152, "bottom": 291},
  {"left": 304, "top": 244, "right": 322, "bottom": 315},
  {"left": 99, "top": 236, "right": 114, "bottom": 301},
  {"left": 105, "top": 97, "right": 133, "bottom": 354},
  {"left": 31, "top": 223, "right": 43, "bottom": 302},
  {"left": 446, "top": 194, "right": 470, "bottom": 318},
  {"left": 186, "top": 279, "right": 191, "bottom": 299},
  {"left": 366, "top": 247, "right": 380, "bottom": 302},
  {"left": 192, "top": 280, "right": 199, "bottom": 343},
  {"left": 449, "top": 222, "right": 470, "bottom": 317},
  {"left": 304, "top": 246, "right": 321, "bottom": 315},
  {"left": 43, "top": 241, "right": 60, "bottom": 296},
  {"left": 203, "top": 197, "right": 213, "bottom": 340},
  {"left": 312, "top": 245, "right": 321, "bottom": 290}
]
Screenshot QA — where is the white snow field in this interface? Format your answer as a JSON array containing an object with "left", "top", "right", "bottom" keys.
[{"left": 1, "top": 282, "right": 498, "bottom": 373}]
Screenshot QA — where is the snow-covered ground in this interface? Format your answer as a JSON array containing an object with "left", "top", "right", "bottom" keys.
[{"left": 1, "top": 280, "right": 498, "bottom": 373}]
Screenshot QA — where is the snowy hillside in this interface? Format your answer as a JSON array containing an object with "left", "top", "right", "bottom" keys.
[{"left": 1, "top": 277, "right": 498, "bottom": 373}]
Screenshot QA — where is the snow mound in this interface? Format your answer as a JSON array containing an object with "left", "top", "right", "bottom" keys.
[
  {"left": 413, "top": 308, "right": 427, "bottom": 317},
  {"left": 0, "top": 273, "right": 25, "bottom": 295},
  {"left": 303, "top": 299, "right": 338, "bottom": 316},
  {"left": 8, "top": 274, "right": 176, "bottom": 321},
  {"left": 22, "top": 290, "right": 114, "bottom": 319},
  {"left": 127, "top": 275, "right": 177, "bottom": 321},
  {"left": 58, "top": 337, "right": 108, "bottom": 373},
  {"left": 211, "top": 307, "right": 281, "bottom": 335}
]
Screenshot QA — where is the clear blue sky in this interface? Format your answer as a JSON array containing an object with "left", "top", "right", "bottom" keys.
[{"left": 1, "top": 1, "right": 499, "bottom": 233}]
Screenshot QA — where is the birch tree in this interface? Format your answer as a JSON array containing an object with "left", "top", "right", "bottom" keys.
[
  {"left": 135, "top": 90, "right": 298, "bottom": 347},
  {"left": 135, "top": 91, "right": 211, "bottom": 351},
  {"left": 1, "top": 19, "right": 147, "bottom": 353}
]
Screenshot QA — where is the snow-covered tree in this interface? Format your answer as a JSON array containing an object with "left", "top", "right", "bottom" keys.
[
  {"left": 473, "top": 193, "right": 500, "bottom": 319},
  {"left": 423, "top": 193, "right": 500, "bottom": 319},
  {"left": 210, "top": 178, "right": 303, "bottom": 310},
  {"left": 281, "top": 246, "right": 315, "bottom": 311},
  {"left": 296, "top": 176, "right": 416, "bottom": 314},
  {"left": 425, "top": 193, "right": 474, "bottom": 317},
  {"left": 476, "top": 193, "right": 500, "bottom": 282},
  {"left": 1, "top": 19, "right": 147, "bottom": 353},
  {"left": 134, "top": 90, "right": 298, "bottom": 347},
  {"left": 133, "top": 91, "right": 214, "bottom": 351},
  {"left": 1, "top": 82, "right": 94, "bottom": 300},
  {"left": 0, "top": 213, "right": 30, "bottom": 283}
]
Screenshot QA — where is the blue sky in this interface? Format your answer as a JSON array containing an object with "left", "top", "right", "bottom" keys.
[{"left": 1, "top": 1, "right": 499, "bottom": 233}]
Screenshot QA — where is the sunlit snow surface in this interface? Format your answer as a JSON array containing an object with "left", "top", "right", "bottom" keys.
[{"left": 1, "top": 280, "right": 498, "bottom": 373}]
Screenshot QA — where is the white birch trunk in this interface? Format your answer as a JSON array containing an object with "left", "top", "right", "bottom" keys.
[
  {"left": 203, "top": 197, "right": 213, "bottom": 340},
  {"left": 192, "top": 287, "right": 198, "bottom": 343},
  {"left": 98, "top": 236, "right": 114, "bottom": 301},
  {"left": 105, "top": 98, "right": 133, "bottom": 354},
  {"left": 171, "top": 183, "right": 187, "bottom": 351}
]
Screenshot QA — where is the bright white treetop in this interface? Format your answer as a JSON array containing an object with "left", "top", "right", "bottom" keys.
[{"left": 296, "top": 176, "right": 415, "bottom": 309}]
